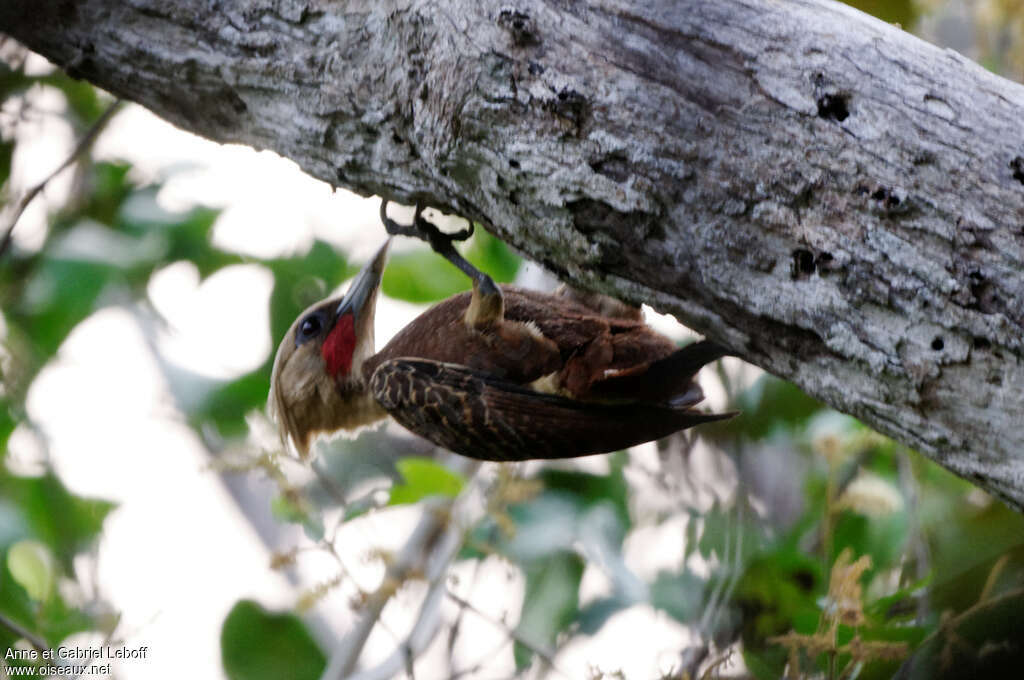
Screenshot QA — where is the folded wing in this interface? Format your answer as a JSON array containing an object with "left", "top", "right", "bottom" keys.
[{"left": 369, "top": 358, "right": 734, "bottom": 461}]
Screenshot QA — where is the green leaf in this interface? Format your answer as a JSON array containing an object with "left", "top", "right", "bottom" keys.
[
  {"left": 0, "top": 400, "right": 15, "bottom": 454},
  {"left": 185, "top": 241, "right": 351, "bottom": 437},
  {"left": 0, "top": 138, "right": 13, "bottom": 188},
  {"left": 840, "top": 0, "right": 918, "bottom": 26},
  {"left": 77, "top": 161, "right": 134, "bottom": 227},
  {"left": 221, "top": 600, "right": 326, "bottom": 680},
  {"left": 381, "top": 250, "right": 469, "bottom": 303},
  {"left": 865, "top": 575, "right": 930, "bottom": 624},
  {"left": 0, "top": 559, "right": 38, "bottom": 650},
  {"left": 162, "top": 207, "right": 236, "bottom": 279},
  {"left": 0, "top": 472, "right": 114, "bottom": 569},
  {"left": 575, "top": 596, "right": 630, "bottom": 635},
  {"left": 270, "top": 495, "right": 324, "bottom": 541},
  {"left": 380, "top": 227, "right": 521, "bottom": 304},
  {"left": 7, "top": 540, "right": 56, "bottom": 602},
  {"left": 192, "top": 369, "right": 271, "bottom": 438},
  {"left": 0, "top": 62, "right": 33, "bottom": 101},
  {"left": 650, "top": 569, "right": 706, "bottom": 624},
  {"left": 16, "top": 258, "right": 115, "bottom": 360},
  {"left": 0, "top": 544, "right": 93, "bottom": 650},
  {"left": 514, "top": 551, "right": 583, "bottom": 670},
  {"left": 697, "top": 502, "right": 764, "bottom": 563},
  {"left": 920, "top": 486, "right": 1024, "bottom": 613},
  {"left": 736, "top": 550, "right": 823, "bottom": 675},
  {"left": 734, "top": 376, "right": 824, "bottom": 440},
  {"left": 465, "top": 227, "right": 520, "bottom": 283},
  {"left": 537, "top": 452, "right": 630, "bottom": 539},
  {"left": 895, "top": 588, "right": 1024, "bottom": 680},
  {"left": 39, "top": 73, "right": 104, "bottom": 124},
  {"left": 267, "top": 240, "right": 353, "bottom": 342},
  {"left": 831, "top": 510, "right": 908, "bottom": 577},
  {"left": 388, "top": 458, "right": 465, "bottom": 506}
]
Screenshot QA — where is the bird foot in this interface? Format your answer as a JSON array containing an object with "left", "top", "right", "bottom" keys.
[
  {"left": 379, "top": 199, "right": 474, "bottom": 244},
  {"left": 378, "top": 199, "right": 498, "bottom": 294}
]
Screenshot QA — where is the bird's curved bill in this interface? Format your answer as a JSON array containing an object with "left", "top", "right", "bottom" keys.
[{"left": 336, "top": 238, "right": 391, "bottom": 322}]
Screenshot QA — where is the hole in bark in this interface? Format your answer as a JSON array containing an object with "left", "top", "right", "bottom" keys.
[
  {"left": 968, "top": 276, "right": 1000, "bottom": 315},
  {"left": 497, "top": 8, "right": 540, "bottom": 46},
  {"left": 590, "top": 153, "right": 630, "bottom": 183},
  {"left": 863, "top": 185, "right": 907, "bottom": 212},
  {"left": 973, "top": 336, "right": 991, "bottom": 350},
  {"left": 931, "top": 336, "right": 944, "bottom": 351},
  {"left": 816, "top": 93, "right": 849, "bottom": 122},
  {"left": 913, "top": 151, "right": 936, "bottom": 166},
  {"left": 791, "top": 249, "right": 816, "bottom": 279},
  {"left": 870, "top": 187, "right": 900, "bottom": 206},
  {"left": 1011, "top": 156, "right": 1024, "bottom": 185},
  {"left": 813, "top": 251, "right": 835, "bottom": 275},
  {"left": 508, "top": 158, "right": 520, "bottom": 169},
  {"left": 545, "top": 88, "right": 589, "bottom": 128}
]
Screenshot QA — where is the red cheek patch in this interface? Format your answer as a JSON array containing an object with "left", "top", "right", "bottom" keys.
[{"left": 322, "top": 313, "right": 356, "bottom": 377}]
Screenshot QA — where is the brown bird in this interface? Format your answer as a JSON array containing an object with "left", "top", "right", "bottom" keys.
[{"left": 270, "top": 207, "right": 734, "bottom": 461}]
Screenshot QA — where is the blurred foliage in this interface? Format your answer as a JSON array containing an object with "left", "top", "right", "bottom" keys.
[
  {"left": 221, "top": 600, "right": 326, "bottom": 680},
  {"left": 0, "top": 53, "right": 121, "bottom": 660},
  {"left": 382, "top": 227, "right": 521, "bottom": 303},
  {"left": 841, "top": 0, "right": 919, "bottom": 26},
  {"left": 5, "top": 4, "right": 1024, "bottom": 675},
  {"left": 388, "top": 457, "right": 466, "bottom": 506}
]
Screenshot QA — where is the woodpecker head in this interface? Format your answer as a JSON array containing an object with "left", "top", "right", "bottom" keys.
[{"left": 269, "top": 240, "right": 391, "bottom": 458}]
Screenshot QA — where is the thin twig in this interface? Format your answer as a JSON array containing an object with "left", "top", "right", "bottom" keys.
[
  {"left": 0, "top": 98, "right": 122, "bottom": 258},
  {"left": 444, "top": 589, "right": 571, "bottom": 678},
  {"left": 0, "top": 610, "right": 48, "bottom": 652},
  {"left": 445, "top": 559, "right": 482, "bottom": 670},
  {"left": 320, "top": 458, "right": 480, "bottom": 680},
  {"left": 342, "top": 489, "right": 471, "bottom": 680},
  {"left": 447, "top": 636, "right": 513, "bottom": 680}
]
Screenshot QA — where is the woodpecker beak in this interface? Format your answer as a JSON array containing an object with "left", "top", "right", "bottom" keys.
[{"left": 336, "top": 238, "right": 390, "bottom": 324}]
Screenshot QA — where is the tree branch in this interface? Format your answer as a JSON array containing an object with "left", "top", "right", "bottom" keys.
[
  {"left": 0, "top": 609, "right": 48, "bottom": 653},
  {"left": 4, "top": 1, "right": 1024, "bottom": 505},
  {"left": 0, "top": 98, "right": 121, "bottom": 258}
]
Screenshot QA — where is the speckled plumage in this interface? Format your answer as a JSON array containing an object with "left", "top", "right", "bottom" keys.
[
  {"left": 270, "top": 240, "right": 733, "bottom": 461},
  {"left": 358, "top": 285, "right": 732, "bottom": 460}
]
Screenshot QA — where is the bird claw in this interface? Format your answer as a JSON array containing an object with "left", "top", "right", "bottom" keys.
[
  {"left": 378, "top": 199, "right": 494, "bottom": 292},
  {"left": 379, "top": 199, "right": 419, "bottom": 238},
  {"left": 412, "top": 202, "right": 474, "bottom": 242},
  {"left": 379, "top": 200, "right": 473, "bottom": 243}
]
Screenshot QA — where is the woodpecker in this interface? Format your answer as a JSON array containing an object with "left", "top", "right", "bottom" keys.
[{"left": 269, "top": 204, "right": 735, "bottom": 461}]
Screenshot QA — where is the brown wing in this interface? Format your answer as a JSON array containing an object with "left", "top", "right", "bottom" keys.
[
  {"left": 364, "top": 289, "right": 561, "bottom": 384},
  {"left": 363, "top": 287, "right": 680, "bottom": 398},
  {"left": 369, "top": 358, "right": 734, "bottom": 462}
]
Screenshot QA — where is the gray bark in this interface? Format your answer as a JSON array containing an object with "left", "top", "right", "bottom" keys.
[{"left": 4, "top": 0, "right": 1024, "bottom": 507}]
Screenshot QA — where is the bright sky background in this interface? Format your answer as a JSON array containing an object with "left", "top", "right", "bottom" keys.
[{"left": 7, "top": 66, "right": 753, "bottom": 678}]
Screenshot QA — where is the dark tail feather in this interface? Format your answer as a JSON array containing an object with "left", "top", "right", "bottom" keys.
[{"left": 593, "top": 340, "right": 732, "bottom": 405}]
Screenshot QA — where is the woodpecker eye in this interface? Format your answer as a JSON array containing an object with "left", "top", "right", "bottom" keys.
[{"left": 295, "top": 312, "right": 325, "bottom": 346}]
